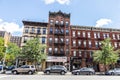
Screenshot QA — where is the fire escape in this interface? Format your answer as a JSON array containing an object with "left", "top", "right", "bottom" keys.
[{"left": 53, "top": 21, "right": 65, "bottom": 56}]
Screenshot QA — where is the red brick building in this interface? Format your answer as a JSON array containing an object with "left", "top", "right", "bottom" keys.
[
  {"left": 70, "top": 26, "right": 120, "bottom": 71},
  {"left": 46, "top": 11, "right": 71, "bottom": 69}
]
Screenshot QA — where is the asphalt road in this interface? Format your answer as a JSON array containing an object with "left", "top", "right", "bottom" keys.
[{"left": 0, "top": 72, "right": 120, "bottom": 80}]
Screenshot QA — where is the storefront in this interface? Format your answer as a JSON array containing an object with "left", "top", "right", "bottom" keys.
[{"left": 46, "top": 56, "right": 67, "bottom": 68}]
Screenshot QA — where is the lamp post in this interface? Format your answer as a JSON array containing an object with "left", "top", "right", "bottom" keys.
[{"left": 1, "top": 45, "right": 8, "bottom": 73}]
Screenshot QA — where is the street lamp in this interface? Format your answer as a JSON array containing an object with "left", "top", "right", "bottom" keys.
[{"left": 1, "top": 45, "right": 8, "bottom": 73}]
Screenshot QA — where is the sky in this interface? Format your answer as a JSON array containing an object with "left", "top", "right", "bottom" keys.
[{"left": 0, "top": 0, "right": 120, "bottom": 36}]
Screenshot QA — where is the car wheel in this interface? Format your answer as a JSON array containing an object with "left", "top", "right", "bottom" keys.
[
  {"left": 76, "top": 72, "right": 80, "bottom": 75},
  {"left": 28, "top": 71, "right": 33, "bottom": 75},
  {"left": 61, "top": 71, "right": 65, "bottom": 75},
  {"left": 13, "top": 71, "right": 17, "bottom": 75},
  {"left": 89, "top": 72, "right": 93, "bottom": 75},
  {"left": 111, "top": 72, "right": 114, "bottom": 75},
  {"left": 46, "top": 71, "right": 50, "bottom": 75}
]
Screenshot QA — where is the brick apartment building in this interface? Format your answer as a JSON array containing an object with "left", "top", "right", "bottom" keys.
[
  {"left": 46, "top": 11, "right": 71, "bottom": 68},
  {"left": 10, "top": 36, "right": 22, "bottom": 47},
  {"left": 71, "top": 26, "right": 120, "bottom": 71},
  {"left": 21, "top": 11, "right": 120, "bottom": 71}
]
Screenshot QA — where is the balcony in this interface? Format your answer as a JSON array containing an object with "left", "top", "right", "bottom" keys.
[
  {"left": 54, "top": 31, "right": 64, "bottom": 36},
  {"left": 54, "top": 41, "right": 59, "bottom": 45},
  {"left": 60, "top": 24, "right": 64, "bottom": 27},
  {"left": 55, "top": 23, "right": 59, "bottom": 27},
  {"left": 59, "top": 41, "right": 65, "bottom": 45}
]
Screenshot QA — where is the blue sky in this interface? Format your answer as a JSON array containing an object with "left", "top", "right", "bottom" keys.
[{"left": 0, "top": 0, "right": 120, "bottom": 36}]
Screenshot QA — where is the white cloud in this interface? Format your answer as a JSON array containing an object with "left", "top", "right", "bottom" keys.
[
  {"left": 44, "top": 0, "right": 55, "bottom": 4},
  {"left": 95, "top": 18, "right": 112, "bottom": 27},
  {"left": 0, "top": 18, "right": 23, "bottom": 36},
  {"left": 43, "top": 0, "right": 70, "bottom": 5},
  {"left": 56, "top": 0, "right": 70, "bottom": 5}
]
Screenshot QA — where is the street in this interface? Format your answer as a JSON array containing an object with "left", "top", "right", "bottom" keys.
[{"left": 0, "top": 72, "right": 120, "bottom": 80}]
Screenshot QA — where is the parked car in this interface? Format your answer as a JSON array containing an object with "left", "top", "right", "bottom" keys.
[
  {"left": 105, "top": 68, "right": 120, "bottom": 75},
  {"left": 0, "top": 65, "right": 7, "bottom": 73},
  {"left": 43, "top": 65, "right": 67, "bottom": 75},
  {"left": 72, "top": 67, "right": 95, "bottom": 75},
  {"left": 5, "top": 66, "right": 15, "bottom": 74},
  {"left": 12, "top": 65, "right": 36, "bottom": 75}
]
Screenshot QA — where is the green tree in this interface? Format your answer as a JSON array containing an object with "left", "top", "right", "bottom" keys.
[
  {"left": 93, "top": 38, "right": 119, "bottom": 73},
  {"left": 21, "top": 38, "right": 47, "bottom": 66},
  {"left": 5, "top": 43, "right": 21, "bottom": 66},
  {"left": 0, "top": 37, "right": 5, "bottom": 61}
]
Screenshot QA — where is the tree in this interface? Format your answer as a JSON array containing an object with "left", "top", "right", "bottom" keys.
[
  {"left": 5, "top": 43, "right": 21, "bottom": 66},
  {"left": 93, "top": 38, "right": 119, "bottom": 73},
  {"left": 21, "top": 38, "right": 47, "bottom": 67},
  {"left": 0, "top": 37, "right": 5, "bottom": 61}
]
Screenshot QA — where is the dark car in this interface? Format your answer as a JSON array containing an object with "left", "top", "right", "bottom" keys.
[
  {"left": 5, "top": 66, "right": 15, "bottom": 74},
  {"left": 72, "top": 67, "right": 95, "bottom": 75},
  {"left": 7, "top": 66, "right": 15, "bottom": 71},
  {"left": 43, "top": 65, "right": 67, "bottom": 75},
  {"left": 105, "top": 68, "right": 120, "bottom": 75}
]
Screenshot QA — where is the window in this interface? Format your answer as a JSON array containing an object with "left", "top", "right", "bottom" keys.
[
  {"left": 94, "top": 32, "right": 97, "bottom": 38},
  {"left": 55, "top": 29, "right": 58, "bottom": 34},
  {"left": 50, "top": 20, "right": 53, "bottom": 25},
  {"left": 60, "top": 38, "right": 64, "bottom": 43},
  {"left": 119, "top": 42, "right": 120, "bottom": 47},
  {"left": 66, "top": 49, "right": 69, "bottom": 54},
  {"left": 60, "top": 48, "right": 64, "bottom": 53},
  {"left": 98, "top": 33, "right": 100, "bottom": 38},
  {"left": 55, "top": 20, "right": 59, "bottom": 24},
  {"left": 83, "top": 32, "right": 85, "bottom": 37},
  {"left": 79, "top": 51, "right": 82, "bottom": 57},
  {"left": 60, "top": 29, "right": 64, "bottom": 34},
  {"left": 88, "top": 41, "right": 92, "bottom": 48},
  {"left": 66, "top": 39, "right": 69, "bottom": 45},
  {"left": 73, "top": 51, "right": 76, "bottom": 56},
  {"left": 37, "top": 28, "right": 41, "bottom": 34},
  {"left": 73, "top": 40, "right": 76, "bottom": 47},
  {"left": 107, "top": 33, "right": 109, "bottom": 38},
  {"left": 83, "top": 41, "right": 86, "bottom": 47},
  {"left": 99, "top": 42, "right": 101, "bottom": 46},
  {"left": 65, "top": 21, "right": 69, "bottom": 27},
  {"left": 43, "top": 28, "right": 46, "bottom": 34},
  {"left": 117, "top": 34, "right": 120, "bottom": 40},
  {"left": 31, "top": 27, "right": 35, "bottom": 33},
  {"left": 72, "top": 31, "right": 76, "bottom": 37},
  {"left": 89, "top": 51, "right": 93, "bottom": 58},
  {"left": 42, "top": 37, "right": 46, "bottom": 44},
  {"left": 60, "top": 21, "right": 64, "bottom": 25},
  {"left": 113, "top": 34, "right": 116, "bottom": 40},
  {"left": 49, "top": 38, "right": 52, "bottom": 43},
  {"left": 23, "top": 36, "right": 28, "bottom": 43},
  {"left": 48, "top": 48, "right": 52, "bottom": 54},
  {"left": 88, "top": 32, "right": 91, "bottom": 38},
  {"left": 25, "top": 28, "right": 29, "bottom": 33},
  {"left": 95, "top": 41, "right": 99, "bottom": 48},
  {"left": 55, "top": 38, "right": 58, "bottom": 43},
  {"left": 66, "top": 30, "right": 69, "bottom": 35},
  {"left": 103, "top": 33, "right": 106, "bottom": 39},
  {"left": 114, "top": 42, "right": 117, "bottom": 48},
  {"left": 50, "top": 28, "right": 53, "bottom": 34},
  {"left": 78, "top": 40, "right": 81, "bottom": 46},
  {"left": 55, "top": 48, "right": 58, "bottom": 53},
  {"left": 78, "top": 31, "right": 80, "bottom": 36}
]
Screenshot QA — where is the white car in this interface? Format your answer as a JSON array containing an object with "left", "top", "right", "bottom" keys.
[{"left": 105, "top": 68, "right": 120, "bottom": 75}]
